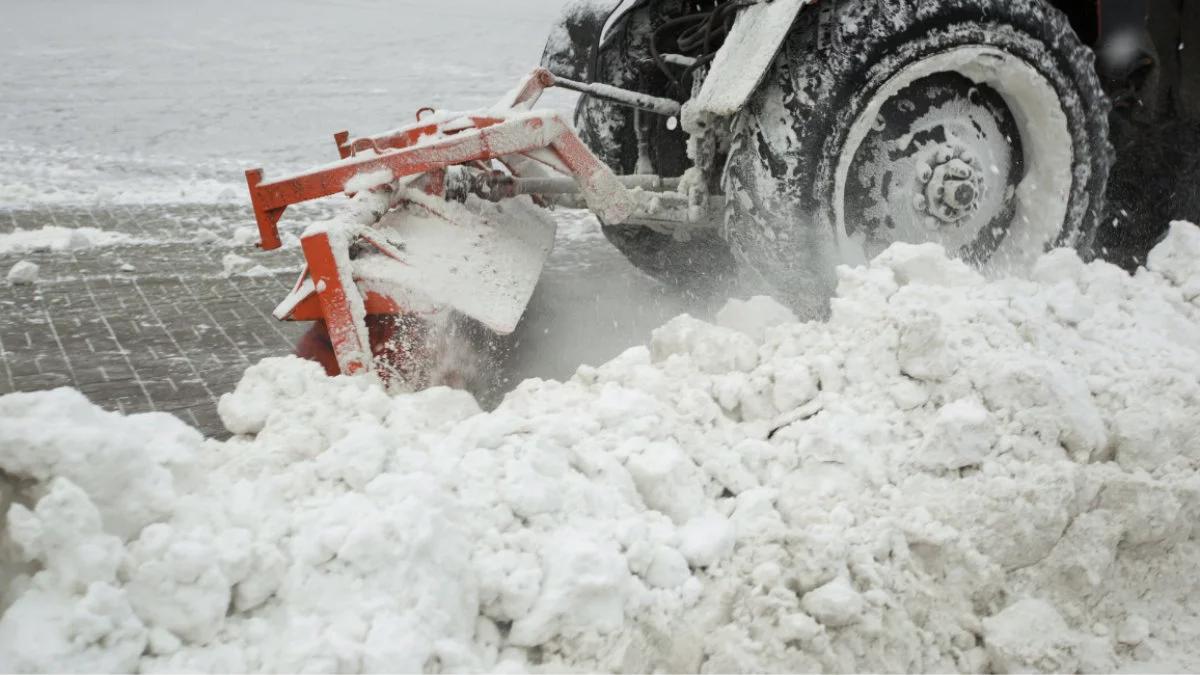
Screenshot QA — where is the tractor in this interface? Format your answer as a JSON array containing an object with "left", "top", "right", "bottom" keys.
[{"left": 245, "top": 0, "right": 1200, "bottom": 386}]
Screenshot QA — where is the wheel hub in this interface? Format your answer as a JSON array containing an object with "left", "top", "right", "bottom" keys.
[
  {"left": 841, "top": 71, "right": 1025, "bottom": 260},
  {"left": 917, "top": 150, "right": 986, "bottom": 228}
]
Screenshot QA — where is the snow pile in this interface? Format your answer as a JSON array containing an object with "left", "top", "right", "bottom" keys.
[
  {"left": 2, "top": 223, "right": 1200, "bottom": 673},
  {"left": 6, "top": 260, "right": 39, "bottom": 285},
  {"left": 0, "top": 225, "right": 132, "bottom": 255}
]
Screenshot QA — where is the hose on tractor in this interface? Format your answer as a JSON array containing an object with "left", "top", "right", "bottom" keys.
[{"left": 649, "top": 0, "right": 750, "bottom": 92}]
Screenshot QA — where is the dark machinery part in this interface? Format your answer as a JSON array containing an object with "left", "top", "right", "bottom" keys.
[
  {"left": 543, "top": 0, "right": 1200, "bottom": 274},
  {"left": 1090, "top": 0, "right": 1200, "bottom": 269}
]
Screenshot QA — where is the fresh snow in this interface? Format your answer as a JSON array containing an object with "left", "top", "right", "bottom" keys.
[{"left": 2, "top": 222, "right": 1199, "bottom": 673}]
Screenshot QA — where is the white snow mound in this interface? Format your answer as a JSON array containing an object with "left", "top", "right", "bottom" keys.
[{"left": 2, "top": 223, "right": 1200, "bottom": 673}]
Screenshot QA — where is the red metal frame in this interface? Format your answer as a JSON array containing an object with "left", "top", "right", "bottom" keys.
[{"left": 246, "top": 68, "right": 630, "bottom": 379}]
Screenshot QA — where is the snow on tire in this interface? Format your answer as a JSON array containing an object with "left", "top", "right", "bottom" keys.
[{"left": 724, "top": 0, "right": 1113, "bottom": 315}]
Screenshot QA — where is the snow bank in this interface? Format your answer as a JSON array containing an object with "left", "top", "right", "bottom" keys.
[
  {"left": 0, "top": 225, "right": 132, "bottom": 255},
  {"left": 2, "top": 223, "right": 1200, "bottom": 673}
]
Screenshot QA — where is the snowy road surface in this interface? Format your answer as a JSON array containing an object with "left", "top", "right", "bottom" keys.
[{"left": 0, "top": 0, "right": 702, "bottom": 434}]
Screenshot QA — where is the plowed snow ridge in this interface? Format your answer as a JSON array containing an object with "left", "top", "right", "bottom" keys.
[{"left": 2, "top": 223, "right": 1199, "bottom": 673}]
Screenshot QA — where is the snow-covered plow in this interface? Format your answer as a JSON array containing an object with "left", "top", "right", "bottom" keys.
[
  {"left": 245, "top": 0, "right": 1197, "bottom": 385},
  {"left": 245, "top": 68, "right": 701, "bottom": 381}
]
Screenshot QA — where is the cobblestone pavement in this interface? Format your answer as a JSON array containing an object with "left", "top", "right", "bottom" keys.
[{"left": 0, "top": 203, "right": 314, "bottom": 436}]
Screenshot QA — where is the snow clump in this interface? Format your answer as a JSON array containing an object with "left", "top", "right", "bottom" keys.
[
  {"left": 2, "top": 222, "right": 1200, "bottom": 672},
  {"left": 6, "top": 260, "right": 39, "bottom": 285}
]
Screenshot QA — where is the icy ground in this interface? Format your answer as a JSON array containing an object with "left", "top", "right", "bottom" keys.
[{"left": 2, "top": 224, "right": 1200, "bottom": 673}]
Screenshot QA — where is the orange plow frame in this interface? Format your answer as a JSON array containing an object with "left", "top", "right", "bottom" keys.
[{"left": 244, "top": 69, "right": 637, "bottom": 378}]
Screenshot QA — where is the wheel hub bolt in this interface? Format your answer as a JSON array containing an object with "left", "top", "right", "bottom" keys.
[{"left": 947, "top": 181, "right": 977, "bottom": 209}]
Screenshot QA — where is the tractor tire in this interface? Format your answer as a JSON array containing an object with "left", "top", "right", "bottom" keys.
[{"left": 724, "top": 0, "right": 1113, "bottom": 316}]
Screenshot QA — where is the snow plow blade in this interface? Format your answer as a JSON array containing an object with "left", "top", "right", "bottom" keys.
[
  {"left": 245, "top": 69, "right": 638, "bottom": 380},
  {"left": 274, "top": 191, "right": 555, "bottom": 338}
]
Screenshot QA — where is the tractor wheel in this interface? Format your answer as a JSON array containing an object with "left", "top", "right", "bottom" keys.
[{"left": 724, "top": 0, "right": 1113, "bottom": 316}]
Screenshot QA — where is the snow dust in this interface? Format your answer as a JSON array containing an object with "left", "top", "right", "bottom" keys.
[{"left": 2, "top": 223, "right": 1200, "bottom": 673}]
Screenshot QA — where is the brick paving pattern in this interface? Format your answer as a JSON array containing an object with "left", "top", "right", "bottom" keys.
[{"left": 0, "top": 203, "right": 311, "bottom": 437}]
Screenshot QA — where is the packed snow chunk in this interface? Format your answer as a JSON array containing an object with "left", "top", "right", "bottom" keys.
[
  {"left": 0, "top": 225, "right": 132, "bottom": 254},
  {"left": 6, "top": 259, "right": 38, "bottom": 285},
  {"left": 642, "top": 546, "right": 691, "bottom": 590},
  {"left": 0, "top": 388, "right": 200, "bottom": 540},
  {"left": 626, "top": 440, "right": 706, "bottom": 524},
  {"left": 871, "top": 241, "right": 982, "bottom": 287},
  {"left": 716, "top": 296, "right": 799, "bottom": 341},
  {"left": 651, "top": 314, "right": 758, "bottom": 373},
  {"left": 800, "top": 575, "right": 865, "bottom": 627},
  {"left": 1030, "top": 246, "right": 1089, "bottom": 286},
  {"left": 915, "top": 397, "right": 994, "bottom": 471},
  {"left": 983, "top": 599, "right": 1083, "bottom": 674},
  {"left": 124, "top": 524, "right": 232, "bottom": 644},
  {"left": 508, "top": 532, "right": 631, "bottom": 647},
  {"left": 7, "top": 478, "right": 124, "bottom": 592},
  {"left": 677, "top": 513, "right": 735, "bottom": 568},
  {"left": 894, "top": 309, "right": 957, "bottom": 382},
  {"left": 769, "top": 357, "right": 820, "bottom": 415},
  {"left": 1146, "top": 221, "right": 1200, "bottom": 291}
]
